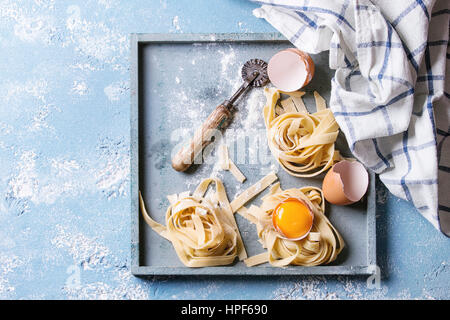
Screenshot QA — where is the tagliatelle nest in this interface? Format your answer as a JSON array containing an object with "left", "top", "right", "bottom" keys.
[
  {"left": 140, "top": 178, "right": 245, "bottom": 267},
  {"left": 239, "top": 182, "right": 345, "bottom": 267},
  {"left": 263, "top": 88, "right": 342, "bottom": 177}
]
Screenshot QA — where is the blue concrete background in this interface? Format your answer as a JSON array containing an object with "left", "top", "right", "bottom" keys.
[{"left": 0, "top": 0, "right": 448, "bottom": 299}]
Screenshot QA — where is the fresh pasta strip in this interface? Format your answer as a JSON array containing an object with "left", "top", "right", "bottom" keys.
[
  {"left": 219, "top": 144, "right": 230, "bottom": 170},
  {"left": 218, "top": 144, "right": 246, "bottom": 183},
  {"left": 241, "top": 185, "right": 345, "bottom": 267},
  {"left": 230, "top": 172, "right": 278, "bottom": 213},
  {"left": 263, "top": 88, "right": 342, "bottom": 177},
  {"left": 139, "top": 177, "right": 247, "bottom": 267},
  {"left": 229, "top": 160, "right": 246, "bottom": 183},
  {"left": 236, "top": 207, "right": 258, "bottom": 225},
  {"left": 280, "top": 91, "right": 306, "bottom": 113}
]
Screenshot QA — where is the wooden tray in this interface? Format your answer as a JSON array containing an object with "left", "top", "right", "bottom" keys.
[{"left": 130, "top": 33, "right": 376, "bottom": 276}]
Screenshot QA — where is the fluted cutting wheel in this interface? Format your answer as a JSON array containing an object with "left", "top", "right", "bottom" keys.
[{"left": 241, "top": 59, "right": 269, "bottom": 87}]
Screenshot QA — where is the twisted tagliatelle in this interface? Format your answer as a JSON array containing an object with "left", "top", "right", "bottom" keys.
[
  {"left": 263, "top": 88, "right": 342, "bottom": 177},
  {"left": 140, "top": 178, "right": 246, "bottom": 267},
  {"left": 239, "top": 183, "right": 345, "bottom": 267}
]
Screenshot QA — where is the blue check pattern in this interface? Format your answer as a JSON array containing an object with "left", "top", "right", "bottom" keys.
[{"left": 252, "top": 0, "right": 449, "bottom": 233}]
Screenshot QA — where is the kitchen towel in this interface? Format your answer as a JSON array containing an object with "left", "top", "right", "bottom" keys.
[{"left": 251, "top": 0, "right": 449, "bottom": 234}]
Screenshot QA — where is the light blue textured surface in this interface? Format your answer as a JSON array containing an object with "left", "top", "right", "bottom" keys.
[{"left": 0, "top": 0, "right": 448, "bottom": 299}]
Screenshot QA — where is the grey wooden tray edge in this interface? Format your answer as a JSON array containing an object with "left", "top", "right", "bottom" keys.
[
  {"left": 130, "top": 33, "right": 139, "bottom": 272},
  {"left": 131, "top": 265, "right": 374, "bottom": 276},
  {"left": 130, "top": 33, "right": 377, "bottom": 277}
]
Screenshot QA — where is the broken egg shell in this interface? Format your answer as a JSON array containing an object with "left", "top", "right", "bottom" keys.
[
  {"left": 267, "top": 49, "right": 315, "bottom": 92},
  {"left": 285, "top": 48, "right": 315, "bottom": 86},
  {"left": 322, "top": 160, "right": 369, "bottom": 206}
]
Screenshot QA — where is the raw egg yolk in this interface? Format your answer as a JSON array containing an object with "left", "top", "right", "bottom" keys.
[{"left": 272, "top": 198, "right": 313, "bottom": 239}]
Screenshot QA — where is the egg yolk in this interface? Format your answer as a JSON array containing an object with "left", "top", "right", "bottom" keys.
[{"left": 272, "top": 198, "right": 313, "bottom": 239}]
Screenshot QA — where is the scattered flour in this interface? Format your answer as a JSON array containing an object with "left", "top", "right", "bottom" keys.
[
  {"left": 94, "top": 137, "right": 130, "bottom": 199},
  {"left": 8, "top": 150, "right": 39, "bottom": 204},
  {"left": 71, "top": 80, "right": 88, "bottom": 96},
  {"left": 51, "top": 159, "right": 81, "bottom": 177},
  {"left": 51, "top": 225, "right": 111, "bottom": 271},
  {"left": 28, "top": 104, "right": 60, "bottom": 133},
  {"left": 104, "top": 81, "right": 128, "bottom": 102},
  {"left": 218, "top": 47, "right": 237, "bottom": 78},
  {"left": 0, "top": 253, "right": 23, "bottom": 298},
  {"left": 172, "top": 89, "right": 208, "bottom": 122},
  {"left": 14, "top": 15, "right": 56, "bottom": 44},
  {"left": 65, "top": 6, "right": 128, "bottom": 67},
  {"left": 272, "top": 277, "right": 338, "bottom": 300},
  {"left": 63, "top": 275, "right": 149, "bottom": 300},
  {"left": 377, "top": 185, "right": 389, "bottom": 204},
  {"left": 2, "top": 78, "right": 49, "bottom": 103},
  {"left": 272, "top": 275, "right": 395, "bottom": 300},
  {"left": 172, "top": 15, "right": 181, "bottom": 32},
  {"left": 98, "top": 0, "right": 120, "bottom": 9},
  {"left": 241, "top": 89, "right": 265, "bottom": 131},
  {"left": 95, "top": 160, "right": 129, "bottom": 198},
  {"left": 184, "top": 153, "right": 224, "bottom": 191},
  {"left": 69, "top": 63, "right": 97, "bottom": 72},
  {"left": 6, "top": 150, "right": 89, "bottom": 208},
  {"left": 6, "top": 136, "right": 129, "bottom": 212},
  {"left": 51, "top": 226, "right": 149, "bottom": 299}
]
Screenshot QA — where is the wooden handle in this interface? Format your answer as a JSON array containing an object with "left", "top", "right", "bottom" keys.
[{"left": 172, "top": 104, "right": 231, "bottom": 172}]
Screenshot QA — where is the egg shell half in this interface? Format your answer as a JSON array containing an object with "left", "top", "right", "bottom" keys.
[
  {"left": 322, "top": 160, "right": 369, "bottom": 206},
  {"left": 285, "top": 48, "right": 315, "bottom": 86},
  {"left": 267, "top": 49, "right": 315, "bottom": 92}
]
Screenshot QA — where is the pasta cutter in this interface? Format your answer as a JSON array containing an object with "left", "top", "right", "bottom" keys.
[{"left": 172, "top": 58, "right": 269, "bottom": 172}]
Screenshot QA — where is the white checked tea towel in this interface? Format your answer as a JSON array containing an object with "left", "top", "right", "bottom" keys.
[{"left": 251, "top": 0, "right": 450, "bottom": 234}]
